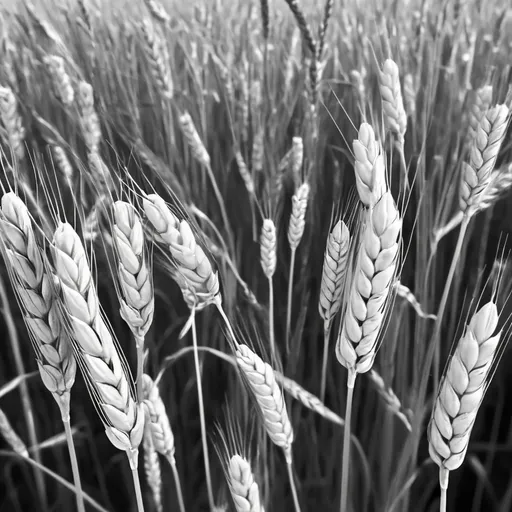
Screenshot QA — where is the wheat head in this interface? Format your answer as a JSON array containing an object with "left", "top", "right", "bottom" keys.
[
  {"left": 403, "top": 73, "right": 416, "bottom": 117},
  {"left": 353, "top": 122, "right": 387, "bottom": 207},
  {"left": 260, "top": 219, "right": 277, "bottom": 279},
  {"left": 235, "top": 150, "right": 255, "bottom": 195},
  {"left": 336, "top": 191, "right": 402, "bottom": 377},
  {"left": 144, "top": 0, "right": 170, "bottom": 25},
  {"left": 112, "top": 201, "right": 154, "bottom": 338},
  {"left": 287, "top": 182, "right": 309, "bottom": 251},
  {"left": 51, "top": 145, "right": 74, "bottom": 189},
  {"left": 252, "top": 129, "right": 264, "bottom": 174},
  {"left": 143, "top": 193, "right": 221, "bottom": 309},
  {"left": 179, "top": 111, "right": 210, "bottom": 167},
  {"left": 0, "top": 193, "right": 76, "bottom": 414},
  {"left": 236, "top": 344, "right": 294, "bottom": 462},
  {"left": 290, "top": 136, "right": 304, "bottom": 188},
  {"left": 0, "top": 85, "right": 25, "bottom": 160},
  {"left": 459, "top": 104, "right": 510, "bottom": 217},
  {"left": 428, "top": 302, "right": 502, "bottom": 471},
  {"left": 318, "top": 220, "right": 351, "bottom": 334},
  {"left": 283, "top": 0, "right": 317, "bottom": 56},
  {"left": 227, "top": 454, "right": 263, "bottom": 512},
  {"left": 43, "top": 55, "right": 74, "bottom": 106},
  {"left": 143, "top": 425, "right": 163, "bottom": 512},
  {"left": 77, "top": 81, "right": 101, "bottom": 155},
  {"left": 52, "top": 223, "right": 145, "bottom": 460}
]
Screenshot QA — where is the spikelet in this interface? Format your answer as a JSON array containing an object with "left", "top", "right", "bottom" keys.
[
  {"left": 276, "top": 372, "right": 343, "bottom": 426},
  {"left": 291, "top": 136, "right": 303, "bottom": 188},
  {"left": 0, "top": 193, "right": 76, "bottom": 414},
  {"left": 144, "top": 0, "right": 171, "bottom": 25},
  {"left": 142, "top": 374, "right": 175, "bottom": 461},
  {"left": 112, "top": 201, "right": 154, "bottom": 338},
  {"left": 353, "top": 123, "right": 387, "bottom": 207},
  {"left": 378, "top": 59, "right": 407, "bottom": 144},
  {"left": 467, "top": 86, "right": 493, "bottom": 143},
  {"left": 227, "top": 454, "right": 263, "bottom": 512},
  {"left": 141, "top": 20, "right": 173, "bottom": 99},
  {"left": 283, "top": 0, "right": 317, "bottom": 56},
  {"left": 179, "top": 112, "right": 210, "bottom": 167},
  {"left": 428, "top": 302, "right": 502, "bottom": 472},
  {"left": 51, "top": 223, "right": 145, "bottom": 461},
  {"left": 336, "top": 191, "right": 402, "bottom": 379},
  {"left": 0, "top": 86, "right": 25, "bottom": 160},
  {"left": 0, "top": 408, "right": 28, "bottom": 458},
  {"left": 77, "top": 81, "right": 101, "bottom": 155},
  {"left": 43, "top": 55, "right": 74, "bottom": 106},
  {"left": 459, "top": 104, "right": 510, "bottom": 217},
  {"left": 143, "top": 429, "right": 163, "bottom": 512},
  {"left": 235, "top": 150, "right": 255, "bottom": 194},
  {"left": 318, "top": 220, "right": 351, "bottom": 333},
  {"left": 236, "top": 344, "right": 294, "bottom": 462},
  {"left": 287, "top": 182, "right": 310, "bottom": 251},
  {"left": 479, "top": 163, "right": 512, "bottom": 209},
  {"left": 260, "top": 219, "right": 277, "bottom": 279},
  {"left": 142, "top": 194, "right": 221, "bottom": 309}
]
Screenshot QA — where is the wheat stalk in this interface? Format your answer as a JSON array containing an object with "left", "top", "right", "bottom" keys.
[
  {"left": 77, "top": 81, "right": 101, "bottom": 155},
  {"left": 428, "top": 302, "right": 503, "bottom": 511},
  {"left": 43, "top": 55, "right": 74, "bottom": 106},
  {"left": 227, "top": 454, "right": 263, "bottom": 512},
  {"left": 143, "top": 428, "right": 163, "bottom": 512},
  {"left": 0, "top": 407, "right": 29, "bottom": 458},
  {"left": 318, "top": 220, "right": 350, "bottom": 400},
  {"left": 353, "top": 122, "right": 387, "bottom": 207},
  {"left": 0, "top": 85, "right": 25, "bottom": 160},
  {"left": 459, "top": 104, "right": 510, "bottom": 218},
  {"left": 141, "top": 20, "right": 173, "bottom": 99}
]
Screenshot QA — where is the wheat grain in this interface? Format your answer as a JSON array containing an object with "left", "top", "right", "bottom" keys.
[
  {"left": 353, "top": 123, "right": 387, "bottom": 207},
  {"left": 378, "top": 59, "right": 407, "bottom": 144},
  {"left": 336, "top": 191, "right": 401, "bottom": 376},
  {"left": 52, "top": 223, "right": 145, "bottom": 460},
  {"left": 112, "top": 201, "right": 154, "bottom": 338},
  {"left": 428, "top": 302, "right": 502, "bottom": 472},
  {"left": 459, "top": 104, "right": 510, "bottom": 217},
  {"left": 0, "top": 407, "right": 28, "bottom": 458},
  {"left": 143, "top": 428, "right": 163, "bottom": 512},
  {"left": 0, "top": 193, "right": 76, "bottom": 413},
  {"left": 43, "top": 55, "right": 74, "bottom": 106},
  {"left": 143, "top": 193, "right": 221, "bottom": 309},
  {"left": 260, "top": 219, "right": 277, "bottom": 279},
  {"left": 179, "top": 111, "right": 210, "bottom": 167},
  {"left": 275, "top": 372, "right": 344, "bottom": 426},
  {"left": 77, "top": 81, "right": 101, "bottom": 155},
  {"left": 227, "top": 454, "right": 263, "bottom": 512},
  {"left": 0, "top": 85, "right": 25, "bottom": 160},
  {"left": 318, "top": 220, "right": 351, "bottom": 332},
  {"left": 141, "top": 20, "right": 173, "bottom": 99},
  {"left": 236, "top": 344, "right": 294, "bottom": 462},
  {"left": 287, "top": 182, "right": 309, "bottom": 251}
]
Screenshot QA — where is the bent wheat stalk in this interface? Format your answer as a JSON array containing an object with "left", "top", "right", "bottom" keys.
[{"left": 428, "top": 302, "right": 503, "bottom": 512}]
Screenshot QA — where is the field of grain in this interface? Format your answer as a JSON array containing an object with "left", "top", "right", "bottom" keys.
[{"left": 1, "top": 1, "right": 512, "bottom": 511}]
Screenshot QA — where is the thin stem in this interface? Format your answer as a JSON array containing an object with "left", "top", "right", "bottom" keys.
[
  {"left": 191, "top": 316, "right": 215, "bottom": 510},
  {"left": 433, "top": 212, "right": 464, "bottom": 245},
  {"left": 135, "top": 334, "right": 144, "bottom": 402},
  {"left": 131, "top": 464, "right": 145, "bottom": 512},
  {"left": 397, "top": 140, "right": 409, "bottom": 193},
  {"left": 320, "top": 326, "right": 332, "bottom": 402},
  {"left": 216, "top": 303, "right": 240, "bottom": 350},
  {"left": 0, "top": 275, "right": 46, "bottom": 508},
  {"left": 340, "top": 370, "right": 356, "bottom": 512},
  {"left": 206, "top": 162, "right": 233, "bottom": 251},
  {"left": 62, "top": 415, "right": 85, "bottom": 512},
  {"left": 432, "top": 217, "right": 469, "bottom": 390},
  {"left": 166, "top": 454, "right": 186, "bottom": 512},
  {"left": 439, "top": 468, "right": 449, "bottom": 512},
  {"left": 269, "top": 277, "right": 276, "bottom": 358},
  {"left": 286, "top": 458, "right": 302, "bottom": 512},
  {"left": 285, "top": 248, "right": 296, "bottom": 352}
]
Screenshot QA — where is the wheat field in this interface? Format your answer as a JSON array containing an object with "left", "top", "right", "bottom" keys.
[{"left": 1, "top": 0, "right": 512, "bottom": 511}]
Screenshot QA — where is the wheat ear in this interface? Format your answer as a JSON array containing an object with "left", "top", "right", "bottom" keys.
[
  {"left": 291, "top": 137, "right": 304, "bottom": 188},
  {"left": 143, "top": 428, "right": 163, "bottom": 512},
  {"left": 227, "top": 454, "right": 263, "bottom": 512},
  {"left": 112, "top": 201, "right": 154, "bottom": 399},
  {"left": 459, "top": 104, "right": 510, "bottom": 218},
  {"left": 77, "top": 81, "right": 101, "bottom": 155},
  {"left": 283, "top": 0, "right": 317, "bottom": 56},
  {"left": 0, "top": 85, "right": 25, "bottom": 160},
  {"left": 260, "top": 219, "right": 277, "bottom": 357},
  {"left": 353, "top": 123, "right": 387, "bottom": 207},
  {"left": 428, "top": 302, "right": 503, "bottom": 512},
  {"left": 51, "top": 145, "right": 74, "bottom": 191},
  {"left": 318, "top": 220, "right": 350, "bottom": 401},
  {"left": 0, "top": 193, "right": 84, "bottom": 511},
  {"left": 142, "top": 374, "right": 185, "bottom": 512},
  {"left": 144, "top": 0, "right": 171, "bottom": 25},
  {"left": 43, "top": 55, "right": 74, "bottom": 106},
  {"left": 252, "top": 129, "right": 264, "bottom": 174},
  {"left": 317, "top": 0, "right": 333, "bottom": 60},
  {"left": 141, "top": 20, "right": 173, "bottom": 99},
  {"left": 403, "top": 73, "right": 416, "bottom": 117},
  {"left": 236, "top": 149, "right": 255, "bottom": 195}
]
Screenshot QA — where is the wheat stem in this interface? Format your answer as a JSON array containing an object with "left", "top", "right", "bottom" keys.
[
  {"left": 63, "top": 418, "right": 85, "bottom": 512},
  {"left": 191, "top": 314, "right": 215, "bottom": 510},
  {"left": 130, "top": 462, "right": 145, "bottom": 512},
  {"left": 166, "top": 454, "right": 186, "bottom": 512},
  {"left": 286, "top": 459, "right": 302, "bottom": 512},
  {"left": 439, "top": 468, "right": 449, "bottom": 512},
  {"left": 135, "top": 334, "right": 144, "bottom": 401},
  {"left": 340, "top": 370, "right": 356, "bottom": 512},
  {"left": 286, "top": 248, "right": 296, "bottom": 352},
  {"left": 269, "top": 277, "right": 276, "bottom": 358},
  {"left": 320, "top": 326, "right": 331, "bottom": 402},
  {"left": 434, "top": 212, "right": 465, "bottom": 244},
  {"left": 0, "top": 275, "right": 46, "bottom": 506}
]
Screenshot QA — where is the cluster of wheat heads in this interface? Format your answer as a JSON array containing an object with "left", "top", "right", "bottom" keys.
[{"left": 1, "top": 0, "right": 512, "bottom": 511}]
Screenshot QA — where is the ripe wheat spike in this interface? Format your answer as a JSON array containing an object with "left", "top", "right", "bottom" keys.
[
  {"left": 260, "top": 219, "right": 277, "bottom": 279},
  {"left": 77, "top": 81, "right": 101, "bottom": 155},
  {"left": 227, "top": 454, "right": 263, "bottom": 512},
  {"left": 287, "top": 182, "right": 310, "bottom": 251},
  {"left": 143, "top": 429, "right": 163, "bottom": 512},
  {"left": 43, "top": 55, "right": 74, "bottom": 106},
  {"left": 0, "top": 85, "right": 25, "bottom": 160}
]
